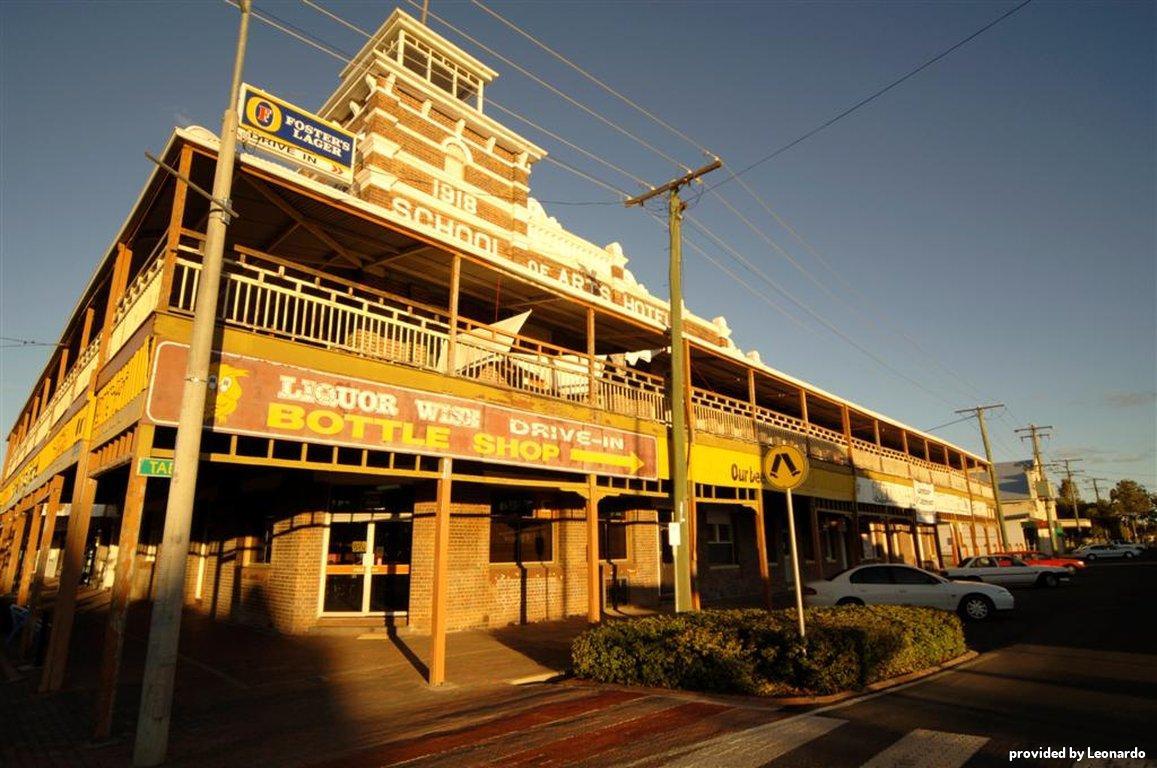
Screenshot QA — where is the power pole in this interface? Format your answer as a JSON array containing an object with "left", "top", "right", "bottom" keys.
[
  {"left": 955, "top": 404, "right": 1008, "bottom": 549},
  {"left": 625, "top": 159, "right": 721, "bottom": 613},
  {"left": 1050, "top": 458, "right": 1084, "bottom": 543},
  {"left": 133, "top": 2, "right": 251, "bottom": 765},
  {"left": 1087, "top": 476, "right": 1108, "bottom": 538},
  {"left": 1014, "top": 425, "right": 1058, "bottom": 554}
]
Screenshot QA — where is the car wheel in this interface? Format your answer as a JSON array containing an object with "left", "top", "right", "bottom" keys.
[
  {"left": 960, "top": 594, "right": 995, "bottom": 621},
  {"left": 836, "top": 597, "right": 865, "bottom": 607},
  {"left": 1086, "top": 553, "right": 1097, "bottom": 561},
  {"left": 1124, "top": 552, "right": 1135, "bottom": 559},
  {"left": 1038, "top": 573, "right": 1059, "bottom": 588}
]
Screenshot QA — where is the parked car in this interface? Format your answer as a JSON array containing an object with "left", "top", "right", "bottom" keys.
[
  {"left": 803, "top": 563, "right": 1014, "bottom": 621},
  {"left": 943, "top": 555, "right": 1071, "bottom": 588},
  {"left": 1072, "top": 542, "right": 1144, "bottom": 560},
  {"left": 996, "top": 550, "right": 1086, "bottom": 574}
]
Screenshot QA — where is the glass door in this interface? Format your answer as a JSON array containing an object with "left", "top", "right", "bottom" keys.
[{"left": 322, "top": 514, "right": 411, "bottom": 615}]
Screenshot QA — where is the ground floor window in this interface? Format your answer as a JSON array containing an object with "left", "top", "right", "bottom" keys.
[
  {"left": 490, "top": 496, "right": 553, "bottom": 564},
  {"left": 705, "top": 510, "right": 736, "bottom": 565},
  {"left": 819, "top": 513, "right": 849, "bottom": 568},
  {"left": 599, "top": 511, "right": 628, "bottom": 561}
]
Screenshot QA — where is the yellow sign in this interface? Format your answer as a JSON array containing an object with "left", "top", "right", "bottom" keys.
[{"left": 763, "top": 444, "right": 809, "bottom": 490}]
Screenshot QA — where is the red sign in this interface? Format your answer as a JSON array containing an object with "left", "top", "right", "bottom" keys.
[{"left": 146, "top": 343, "right": 657, "bottom": 479}]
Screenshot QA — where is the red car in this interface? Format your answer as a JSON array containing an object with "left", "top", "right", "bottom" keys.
[{"left": 997, "top": 550, "right": 1086, "bottom": 574}]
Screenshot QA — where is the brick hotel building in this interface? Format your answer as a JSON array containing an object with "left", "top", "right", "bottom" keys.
[{"left": 0, "top": 9, "right": 1002, "bottom": 691}]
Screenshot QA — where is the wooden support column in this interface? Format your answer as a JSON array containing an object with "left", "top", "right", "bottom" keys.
[
  {"left": 41, "top": 241, "right": 134, "bottom": 694},
  {"left": 15, "top": 501, "right": 45, "bottom": 605},
  {"left": 747, "top": 369, "right": 772, "bottom": 609},
  {"left": 960, "top": 454, "right": 980, "bottom": 562},
  {"left": 586, "top": 308, "right": 597, "bottom": 407},
  {"left": 808, "top": 496, "right": 824, "bottom": 578},
  {"left": 93, "top": 426, "right": 154, "bottom": 739},
  {"left": 923, "top": 439, "right": 932, "bottom": 462},
  {"left": 20, "top": 476, "right": 64, "bottom": 658},
  {"left": 428, "top": 457, "right": 453, "bottom": 686},
  {"left": 873, "top": 419, "right": 881, "bottom": 446},
  {"left": 158, "top": 145, "right": 194, "bottom": 308},
  {"left": 445, "top": 254, "right": 461, "bottom": 375},
  {"left": 586, "top": 474, "right": 601, "bottom": 623},
  {"left": 1, "top": 503, "right": 29, "bottom": 593}
]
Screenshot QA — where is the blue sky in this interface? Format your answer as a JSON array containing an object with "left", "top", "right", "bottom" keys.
[{"left": 1, "top": 0, "right": 1153, "bottom": 493}]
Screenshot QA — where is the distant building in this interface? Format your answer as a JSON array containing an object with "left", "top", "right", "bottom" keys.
[{"left": 994, "top": 460, "right": 1090, "bottom": 552}]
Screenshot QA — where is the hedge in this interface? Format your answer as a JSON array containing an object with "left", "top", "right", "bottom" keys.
[{"left": 570, "top": 605, "right": 966, "bottom": 696}]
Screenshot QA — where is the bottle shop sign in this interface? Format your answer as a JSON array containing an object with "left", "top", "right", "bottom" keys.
[{"left": 145, "top": 343, "right": 658, "bottom": 479}]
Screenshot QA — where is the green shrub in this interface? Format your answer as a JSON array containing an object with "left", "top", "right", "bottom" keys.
[{"left": 570, "top": 605, "right": 966, "bottom": 696}]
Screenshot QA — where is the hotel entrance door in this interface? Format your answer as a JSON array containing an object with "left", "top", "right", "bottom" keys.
[{"left": 321, "top": 514, "right": 412, "bottom": 615}]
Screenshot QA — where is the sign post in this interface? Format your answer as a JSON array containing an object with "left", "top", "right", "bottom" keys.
[{"left": 763, "top": 444, "right": 810, "bottom": 643}]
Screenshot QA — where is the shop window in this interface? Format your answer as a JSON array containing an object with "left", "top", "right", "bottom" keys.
[
  {"left": 246, "top": 515, "right": 274, "bottom": 564},
  {"left": 795, "top": 507, "right": 815, "bottom": 562},
  {"left": 705, "top": 510, "right": 736, "bottom": 566},
  {"left": 490, "top": 496, "right": 553, "bottom": 564},
  {"left": 599, "top": 511, "right": 628, "bottom": 561}
]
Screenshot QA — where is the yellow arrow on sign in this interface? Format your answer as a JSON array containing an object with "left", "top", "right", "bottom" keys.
[{"left": 570, "top": 448, "right": 644, "bottom": 474}]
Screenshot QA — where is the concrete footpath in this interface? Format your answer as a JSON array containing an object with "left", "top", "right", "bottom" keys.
[{"left": 0, "top": 598, "right": 791, "bottom": 768}]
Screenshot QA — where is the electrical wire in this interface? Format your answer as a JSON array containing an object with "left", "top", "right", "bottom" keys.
[
  {"left": 703, "top": 0, "right": 1036, "bottom": 193},
  {"left": 457, "top": 0, "right": 1011, "bottom": 413},
  {"left": 467, "top": 0, "right": 717, "bottom": 160},
  {"left": 248, "top": 0, "right": 1005, "bottom": 430}
]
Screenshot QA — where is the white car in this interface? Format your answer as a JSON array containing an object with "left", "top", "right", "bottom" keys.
[
  {"left": 804, "top": 563, "right": 1014, "bottom": 621},
  {"left": 1072, "top": 542, "right": 1143, "bottom": 560},
  {"left": 943, "top": 555, "right": 1071, "bottom": 588}
]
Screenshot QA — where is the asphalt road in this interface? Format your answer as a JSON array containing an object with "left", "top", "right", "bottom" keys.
[{"left": 757, "top": 559, "right": 1157, "bottom": 768}]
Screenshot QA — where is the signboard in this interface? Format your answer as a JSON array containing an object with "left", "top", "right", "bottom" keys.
[
  {"left": 138, "top": 457, "right": 174, "bottom": 478},
  {"left": 762, "top": 444, "right": 809, "bottom": 491},
  {"left": 238, "top": 84, "right": 355, "bottom": 184},
  {"left": 913, "top": 480, "right": 936, "bottom": 524},
  {"left": 145, "top": 343, "right": 657, "bottom": 479},
  {"left": 856, "top": 476, "right": 914, "bottom": 508}
]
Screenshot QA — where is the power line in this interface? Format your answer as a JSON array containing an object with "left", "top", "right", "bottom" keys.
[
  {"left": 462, "top": 0, "right": 1004, "bottom": 409},
  {"left": 684, "top": 213, "right": 960, "bottom": 410},
  {"left": 925, "top": 414, "right": 976, "bottom": 433},
  {"left": 467, "top": 0, "right": 716, "bottom": 160},
  {"left": 252, "top": 0, "right": 981, "bottom": 420},
  {"left": 704, "top": 0, "right": 1036, "bottom": 194}
]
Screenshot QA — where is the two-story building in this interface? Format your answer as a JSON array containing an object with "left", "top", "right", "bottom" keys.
[{"left": 0, "top": 9, "right": 999, "bottom": 695}]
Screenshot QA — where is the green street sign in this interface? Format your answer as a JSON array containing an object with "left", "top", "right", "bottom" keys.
[{"left": 138, "top": 457, "right": 174, "bottom": 478}]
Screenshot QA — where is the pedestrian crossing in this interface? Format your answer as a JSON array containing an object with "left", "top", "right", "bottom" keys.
[{"left": 649, "top": 713, "right": 991, "bottom": 768}]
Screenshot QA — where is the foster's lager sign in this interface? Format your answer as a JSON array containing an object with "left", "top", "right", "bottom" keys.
[{"left": 238, "top": 84, "right": 355, "bottom": 184}]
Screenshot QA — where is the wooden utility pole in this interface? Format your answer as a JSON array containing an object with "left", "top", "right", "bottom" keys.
[
  {"left": 1050, "top": 458, "right": 1085, "bottom": 544},
  {"left": 625, "top": 159, "right": 721, "bottom": 613},
  {"left": 1015, "top": 425, "right": 1058, "bottom": 554},
  {"left": 955, "top": 404, "right": 1008, "bottom": 549},
  {"left": 133, "top": 3, "right": 250, "bottom": 764}
]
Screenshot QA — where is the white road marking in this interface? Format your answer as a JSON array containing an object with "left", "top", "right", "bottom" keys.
[
  {"left": 658, "top": 714, "right": 846, "bottom": 768},
  {"left": 859, "top": 728, "right": 988, "bottom": 768}
]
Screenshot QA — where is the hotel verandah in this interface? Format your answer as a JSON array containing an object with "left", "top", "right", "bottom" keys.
[{"left": 0, "top": 9, "right": 1001, "bottom": 696}]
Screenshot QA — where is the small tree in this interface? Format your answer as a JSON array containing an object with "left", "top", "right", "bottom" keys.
[
  {"left": 1057, "top": 478, "right": 1083, "bottom": 520},
  {"left": 1110, "top": 480, "right": 1153, "bottom": 541}
]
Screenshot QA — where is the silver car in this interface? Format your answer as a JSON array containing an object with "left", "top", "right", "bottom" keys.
[{"left": 804, "top": 563, "right": 1014, "bottom": 621}]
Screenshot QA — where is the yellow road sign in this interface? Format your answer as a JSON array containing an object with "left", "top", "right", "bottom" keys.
[{"left": 763, "top": 444, "right": 809, "bottom": 490}]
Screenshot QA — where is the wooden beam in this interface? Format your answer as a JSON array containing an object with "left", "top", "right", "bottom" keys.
[
  {"left": 586, "top": 475, "right": 601, "bottom": 623},
  {"left": 263, "top": 221, "right": 300, "bottom": 253},
  {"left": 20, "top": 476, "right": 64, "bottom": 658},
  {"left": 14, "top": 501, "right": 45, "bottom": 605},
  {"left": 428, "top": 457, "right": 453, "bottom": 686},
  {"left": 247, "top": 178, "right": 363, "bottom": 267},
  {"left": 366, "top": 243, "right": 431, "bottom": 269},
  {"left": 93, "top": 426, "right": 154, "bottom": 739}
]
